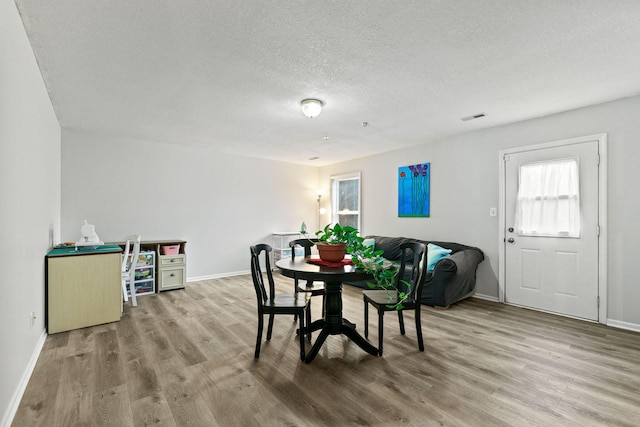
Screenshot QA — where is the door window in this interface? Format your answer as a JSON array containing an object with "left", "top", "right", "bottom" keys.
[{"left": 515, "top": 158, "right": 581, "bottom": 237}]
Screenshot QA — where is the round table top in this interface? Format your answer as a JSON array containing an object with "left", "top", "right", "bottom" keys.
[{"left": 275, "top": 256, "right": 372, "bottom": 283}]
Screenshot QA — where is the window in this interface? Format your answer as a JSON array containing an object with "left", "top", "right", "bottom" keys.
[
  {"left": 331, "top": 172, "right": 361, "bottom": 231},
  {"left": 515, "top": 158, "right": 581, "bottom": 237}
]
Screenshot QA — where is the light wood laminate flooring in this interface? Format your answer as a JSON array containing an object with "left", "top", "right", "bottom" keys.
[{"left": 13, "top": 273, "right": 640, "bottom": 426}]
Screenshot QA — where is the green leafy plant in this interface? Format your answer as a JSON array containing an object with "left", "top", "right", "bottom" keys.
[
  {"left": 349, "top": 240, "right": 410, "bottom": 310},
  {"left": 315, "top": 223, "right": 362, "bottom": 251},
  {"left": 315, "top": 223, "right": 410, "bottom": 309}
]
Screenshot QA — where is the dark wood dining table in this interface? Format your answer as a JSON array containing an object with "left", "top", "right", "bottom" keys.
[{"left": 275, "top": 256, "right": 379, "bottom": 363}]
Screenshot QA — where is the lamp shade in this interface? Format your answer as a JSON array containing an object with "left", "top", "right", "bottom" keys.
[{"left": 301, "top": 99, "right": 323, "bottom": 118}]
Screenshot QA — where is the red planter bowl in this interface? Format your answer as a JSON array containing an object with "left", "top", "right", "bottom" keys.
[{"left": 316, "top": 243, "right": 347, "bottom": 263}]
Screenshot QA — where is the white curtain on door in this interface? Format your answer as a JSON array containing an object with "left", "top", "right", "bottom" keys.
[{"left": 515, "top": 158, "right": 581, "bottom": 237}]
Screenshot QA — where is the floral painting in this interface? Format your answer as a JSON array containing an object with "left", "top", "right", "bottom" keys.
[{"left": 398, "top": 163, "right": 430, "bottom": 217}]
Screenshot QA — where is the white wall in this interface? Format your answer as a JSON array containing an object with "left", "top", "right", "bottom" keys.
[
  {"left": 5, "top": 1, "right": 638, "bottom": 423},
  {"left": 0, "top": 0, "right": 61, "bottom": 425},
  {"left": 61, "top": 129, "right": 319, "bottom": 278},
  {"left": 61, "top": 96, "right": 640, "bottom": 327},
  {"left": 319, "top": 95, "right": 640, "bottom": 327}
]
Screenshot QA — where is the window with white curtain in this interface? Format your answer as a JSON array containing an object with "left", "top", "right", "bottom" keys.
[{"left": 515, "top": 158, "right": 581, "bottom": 237}]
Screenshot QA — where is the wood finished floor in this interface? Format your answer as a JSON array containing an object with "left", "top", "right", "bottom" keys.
[{"left": 13, "top": 273, "right": 640, "bottom": 427}]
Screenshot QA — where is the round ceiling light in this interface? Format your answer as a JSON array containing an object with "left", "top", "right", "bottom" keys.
[{"left": 301, "top": 99, "right": 323, "bottom": 118}]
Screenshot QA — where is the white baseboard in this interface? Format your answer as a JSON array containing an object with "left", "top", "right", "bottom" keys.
[
  {"left": 469, "top": 295, "right": 640, "bottom": 333},
  {"left": 187, "top": 270, "right": 249, "bottom": 282},
  {"left": 606, "top": 319, "right": 640, "bottom": 333},
  {"left": 471, "top": 293, "right": 500, "bottom": 302},
  {"left": 1, "top": 329, "right": 47, "bottom": 427}
]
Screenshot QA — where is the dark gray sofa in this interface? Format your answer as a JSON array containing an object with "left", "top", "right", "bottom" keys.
[{"left": 345, "top": 235, "right": 484, "bottom": 307}]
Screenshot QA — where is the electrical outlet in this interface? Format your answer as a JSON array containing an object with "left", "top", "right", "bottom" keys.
[
  {"left": 489, "top": 207, "right": 497, "bottom": 217},
  {"left": 30, "top": 312, "right": 36, "bottom": 329}
]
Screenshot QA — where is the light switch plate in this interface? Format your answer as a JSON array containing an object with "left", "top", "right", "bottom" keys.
[{"left": 489, "top": 207, "right": 497, "bottom": 217}]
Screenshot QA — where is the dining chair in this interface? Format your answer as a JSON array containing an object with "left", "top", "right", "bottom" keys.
[
  {"left": 289, "top": 238, "right": 325, "bottom": 319},
  {"left": 121, "top": 235, "right": 141, "bottom": 307},
  {"left": 363, "top": 241, "right": 427, "bottom": 356},
  {"left": 250, "top": 244, "right": 310, "bottom": 360}
]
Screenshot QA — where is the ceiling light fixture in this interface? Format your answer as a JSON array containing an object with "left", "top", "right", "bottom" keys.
[{"left": 301, "top": 99, "right": 323, "bottom": 118}]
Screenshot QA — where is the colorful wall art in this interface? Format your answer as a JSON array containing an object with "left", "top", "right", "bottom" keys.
[{"left": 398, "top": 163, "right": 430, "bottom": 217}]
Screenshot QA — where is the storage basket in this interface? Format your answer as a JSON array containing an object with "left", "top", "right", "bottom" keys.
[{"left": 161, "top": 245, "right": 180, "bottom": 255}]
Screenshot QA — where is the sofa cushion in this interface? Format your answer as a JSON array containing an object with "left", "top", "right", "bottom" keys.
[
  {"left": 427, "top": 243, "right": 452, "bottom": 271},
  {"left": 366, "top": 235, "right": 409, "bottom": 261}
]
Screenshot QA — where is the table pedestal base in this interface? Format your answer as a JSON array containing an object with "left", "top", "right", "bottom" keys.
[
  {"left": 304, "top": 319, "right": 379, "bottom": 363},
  {"left": 304, "top": 280, "right": 379, "bottom": 363}
]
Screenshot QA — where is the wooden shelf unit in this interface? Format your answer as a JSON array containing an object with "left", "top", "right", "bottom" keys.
[
  {"left": 113, "top": 240, "right": 187, "bottom": 293},
  {"left": 149, "top": 240, "right": 187, "bottom": 292}
]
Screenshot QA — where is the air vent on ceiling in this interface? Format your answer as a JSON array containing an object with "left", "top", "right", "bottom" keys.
[{"left": 460, "top": 113, "right": 486, "bottom": 122}]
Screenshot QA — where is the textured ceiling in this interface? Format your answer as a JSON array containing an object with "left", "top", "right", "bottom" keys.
[{"left": 15, "top": 1, "right": 640, "bottom": 166}]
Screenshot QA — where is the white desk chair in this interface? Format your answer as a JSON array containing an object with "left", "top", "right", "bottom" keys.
[{"left": 122, "top": 235, "right": 141, "bottom": 307}]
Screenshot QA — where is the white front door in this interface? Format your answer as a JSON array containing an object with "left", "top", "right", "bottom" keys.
[{"left": 504, "top": 138, "right": 600, "bottom": 321}]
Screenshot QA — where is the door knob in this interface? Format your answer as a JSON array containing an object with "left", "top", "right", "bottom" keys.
[{"left": 507, "top": 238, "right": 515, "bottom": 243}]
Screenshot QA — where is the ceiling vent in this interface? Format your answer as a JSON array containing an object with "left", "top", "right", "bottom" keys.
[{"left": 460, "top": 113, "right": 486, "bottom": 122}]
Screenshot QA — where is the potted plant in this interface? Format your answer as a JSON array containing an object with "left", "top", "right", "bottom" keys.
[
  {"left": 314, "top": 223, "right": 410, "bottom": 309},
  {"left": 314, "top": 223, "right": 362, "bottom": 262}
]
